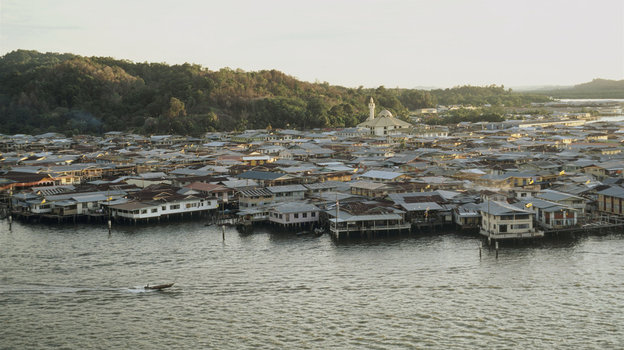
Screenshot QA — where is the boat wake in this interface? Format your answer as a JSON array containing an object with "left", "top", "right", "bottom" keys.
[
  {"left": 1, "top": 283, "right": 175, "bottom": 295},
  {"left": 0, "top": 284, "right": 121, "bottom": 295}
]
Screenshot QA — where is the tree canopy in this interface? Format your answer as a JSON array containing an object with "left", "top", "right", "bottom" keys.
[{"left": 0, "top": 50, "right": 552, "bottom": 135}]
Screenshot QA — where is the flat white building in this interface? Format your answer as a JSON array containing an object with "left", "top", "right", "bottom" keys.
[{"left": 109, "top": 197, "right": 218, "bottom": 221}]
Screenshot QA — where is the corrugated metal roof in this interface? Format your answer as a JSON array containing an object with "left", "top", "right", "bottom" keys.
[
  {"left": 479, "top": 200, "right": 533, "bottom": 216},
  {"left": 239, "top": 188, "right": 273, "bottom": 197},
  {"left": 400, "top": 202, "right": 443, "bottom": 211},
  {"left": 597, "top": 185, "right": 624, "bottom": 198},
  {"left": 360, "top": 170, "right": 405, "bottom": 180},
  {"left": 271, "top": 202, "right": 319, "bottom": 214},
  {"left": 71, "top": 194, "right": 108, "bottom": 203},
  {"left": 238, "top": 170, "right": 286, "bottom": 181},
  {"left": 267, "top": 184, "right": 307, "bottom": 193},
  {"left": 109, "top": 201, "right": 155, "bottom": 210}
]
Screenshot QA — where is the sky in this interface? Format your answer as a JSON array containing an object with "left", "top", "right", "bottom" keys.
[{"left": 1, "top": 0, "right": 623, "bottom": 89}]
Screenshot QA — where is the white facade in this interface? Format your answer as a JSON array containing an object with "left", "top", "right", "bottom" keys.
[
  {"left": 110, "top": 198, "right": 218, "bottom": 219},
  {"left": 268, "top": 203, "right": 320, "bottom": 225},
  {"left": 368, "top": 97, "right": 375, "bottom": 120},
  {"left": 479, "top": 201, "right": 543, "bottom": 239}
]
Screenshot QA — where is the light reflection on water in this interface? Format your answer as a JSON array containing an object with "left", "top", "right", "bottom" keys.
[{"left": 1, "top": 221, "right": 623, "bottom": 349}]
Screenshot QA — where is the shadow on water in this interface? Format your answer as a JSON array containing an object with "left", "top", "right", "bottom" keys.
[{"left": 331, "top": 231, "right": 479, "bottom": 247}]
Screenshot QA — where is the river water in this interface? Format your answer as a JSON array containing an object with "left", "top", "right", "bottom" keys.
[{"left": 1, "top": 221, "right": 623, "bottom": 349}]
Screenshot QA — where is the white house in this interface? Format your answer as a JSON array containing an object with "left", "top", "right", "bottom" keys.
[
  {"left": 479, "top": 200, "right": 543, "bottom": 240},
  {"left": 108, "top": 196, "right": 218, "bottom": 221},
  {"left": 268, "top": 202, "right": 320, "bottom": 227}
]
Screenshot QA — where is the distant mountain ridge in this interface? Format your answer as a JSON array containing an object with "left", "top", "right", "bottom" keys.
[{"left": 529, "top": 78, "right": 624, "bottom": 99}]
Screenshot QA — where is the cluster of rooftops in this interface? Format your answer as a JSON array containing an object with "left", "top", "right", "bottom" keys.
[{"left": 1, "top": 109, "right": 623, "bottom": 238}]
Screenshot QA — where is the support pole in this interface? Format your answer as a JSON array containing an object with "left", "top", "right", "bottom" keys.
[
  {"left": 108, "top": 219, "right": 112, "bottom": 235},
  {"left": 495, "top": 241, "right": 499, "bottom": 259},
  {"left": 479, "top": 242, "right": 482, "bottom": 259},
  {"left": 8, "top": 215, "right": 12, "bottom": 231},
  {"left": 222, "top": 225, "right": 225, "bottom": 241}
]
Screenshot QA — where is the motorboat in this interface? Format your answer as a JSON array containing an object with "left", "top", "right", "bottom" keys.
[{"left": 144, "top": 283, "right": 174, "bottom": 290}]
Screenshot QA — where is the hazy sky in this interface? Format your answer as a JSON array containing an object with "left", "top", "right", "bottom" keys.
[{"left": 1, "top": 0, "right": 623, "bottom": 88}]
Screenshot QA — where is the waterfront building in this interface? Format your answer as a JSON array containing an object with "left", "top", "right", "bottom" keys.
[
  {"left": 453, "top": 202, "right": 481, "bottom": 230},
  {"left": 238, "top": 188, "right": 275, "bottom": 208},
  {"left": 184, "top": 182, "right": 235, "bottom": 204},
  {"left": 535, "top": 189, "right": 588, "bottom": 214},
  {"left": 387, "top": 191, "right": 454, "bottom": 225},
  {"left": 325, "top": 201, "right": 411, "bottom": 239},
  {"left": 268, "top": 202, "right": 320, "bottom": 227},
  {"left": 517, "top": 198, "right": 579, "bottom": 229},
  {"left": 108, "top": 195, "right": 217, "bottom": 221},
  {"left": 479, "top": 200, "right": 544, "bottom": 240},
  {"left": 267, "top": 184, "right": 307, "bottom": 202},
  {"left": 596, "top": 185, "right": 624, "bottom": 216}
]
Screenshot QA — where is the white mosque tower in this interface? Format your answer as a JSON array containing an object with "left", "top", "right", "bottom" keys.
[
  {"left": 368, "top": 97, "right": 375, "bottom": 121},
  {"left": 358, "top": 96, "right": 413, "bottom": 136}
]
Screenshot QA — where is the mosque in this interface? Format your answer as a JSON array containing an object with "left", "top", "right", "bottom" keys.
[{"left": 357, "top": 97, "right": 413, "bottom": 136}]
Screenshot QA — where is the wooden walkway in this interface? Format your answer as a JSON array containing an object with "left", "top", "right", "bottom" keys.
[{"left": 544, "top": 223, "right": 624, "bottom": 236}]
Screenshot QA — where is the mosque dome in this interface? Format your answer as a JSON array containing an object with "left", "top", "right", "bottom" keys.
[{"left": 377, "top": 109, "right": 393, "bottom": 118}]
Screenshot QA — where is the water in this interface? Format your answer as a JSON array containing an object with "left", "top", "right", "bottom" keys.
[{"left": 1, "top": 221, "right": 623, "bottom": 349}]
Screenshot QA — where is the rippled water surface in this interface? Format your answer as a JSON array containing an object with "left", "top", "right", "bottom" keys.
[{"left": 1, "top": 221, "right": 623, "bottom": 349}]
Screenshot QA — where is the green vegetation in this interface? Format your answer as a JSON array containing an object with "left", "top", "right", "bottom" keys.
[
  {"left": 0, "top": 50, "right": 551, "bottom": 135},
  {"left": 531, "top": 79, "right": 624, "bottom": 99},
  {"left": 422, "top": 107, "right": 506, "bottom": 125}
]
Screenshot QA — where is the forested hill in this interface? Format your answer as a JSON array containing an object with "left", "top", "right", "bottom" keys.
[
  {"left": 530, "top": 79, "right": 624, "bottom": 99},
  {"left": 0, "top": 50, "right": 550, "bottom": 136}
]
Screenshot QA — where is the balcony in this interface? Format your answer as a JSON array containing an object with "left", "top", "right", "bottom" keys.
[
  {"left": 329, "top": 222, "right": 412, "bottom": 235},
  {"left": 479, "top": 227, "right": 544, "bottom": 240}
]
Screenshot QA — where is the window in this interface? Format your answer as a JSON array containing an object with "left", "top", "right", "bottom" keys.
[
  {"left": 151, "top": 208, "right": 157, "bottom": 213},
  {"left": 170, "top": 204, "right": 180, "bottom": 210},
  {"left": 141, "top": 209, "right": 147, "bottom": 214},
  {"left": 294, "top": 213, "right": 299, "bottom": 219},
  {"left": 303, "top": 213, "right": 307, "bottom": 218},
  {"left": 311, "top": 212, "right": 316, "bottom": 217},
  {"left": 162, "top": 206, "right": 166, "bottom": 211}
]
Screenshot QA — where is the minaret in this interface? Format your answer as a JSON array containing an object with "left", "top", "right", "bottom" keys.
[{"left": 368, "top": 97, "right": 375, "bottom": 120}]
